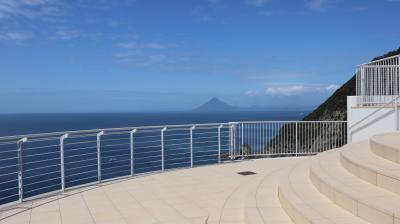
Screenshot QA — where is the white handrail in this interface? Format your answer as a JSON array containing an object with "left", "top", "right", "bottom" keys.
[
  {"left": 349, "top": 95, "right": 400, "bottom": 130},
  {"left": 356, "top": 54, "right": 400, "bottom": 67}
]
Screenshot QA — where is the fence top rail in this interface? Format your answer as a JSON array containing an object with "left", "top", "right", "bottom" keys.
[
  {"left": 0, "top": 122, "right": 231, "bottom": 142},
  {"left": 357, "top": 65, "right": 399, "bottom": 68},
  {"left": 0, "top": 120, "right": 348, "bottom": 142},
  {"left": 356, "top": 54, "right": 400, "bottom": 67},
  {"left": 235, "top": 120, "right": 347, "bottom": 124}
]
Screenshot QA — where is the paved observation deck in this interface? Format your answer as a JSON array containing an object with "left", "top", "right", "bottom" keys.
[
  {"left": 0, "top": 158, "right": 303, "bottom": 224},
  {"left": 2, "top": 131, "right": 400, "bottom": 224}
]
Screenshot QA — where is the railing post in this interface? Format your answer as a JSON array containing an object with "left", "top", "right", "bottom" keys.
[
  {"left": 241, "top": 123, "right": 244, "bottom": 159},
  {"left": 161, "top": 127, "right": 167, "bottom": 172},
  {"left": 395, "top": 98, "right": 399, "bottom": 131},
  {"left": 130, "top": 129, "right": 137, "bottom": 176},
  {"left": 229, "top": 123, "right": 234, "bottom": 159},
  {"left": 97, "top": 131, "right": 104, "bottom": 183},
  {"left": 218, "top": 124, "right": 223, "bottom": 164},
  {"left": 295, "top": 122, "right": 298, "bottom": 157},
  {"left": 17, "top": 137, "right": 27, "bottom": 203},
  {"left": 190, "top": 126, "right": 195, "bottom": 168},
  {"left": 60, "top": 133, "right": 69, "bottom": 191}
]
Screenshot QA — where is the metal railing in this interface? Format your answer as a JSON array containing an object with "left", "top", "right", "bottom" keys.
[
  {"left": 356, "top": 54, "right": 400, "bottom": 106},
  {"left": 229, "top": 121, "right": 347, "bottom": 158},
  {"left": 0, "top": 121, "right": 347, "bottom": 206}
]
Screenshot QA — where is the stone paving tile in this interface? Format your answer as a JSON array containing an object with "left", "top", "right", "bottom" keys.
[{"left": 0, "top": 158, "right": 301, "bottom": 224}]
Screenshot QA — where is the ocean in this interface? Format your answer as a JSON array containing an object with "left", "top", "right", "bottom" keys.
[{"left": 0, "top": 111, "right": 308, "bottom": 136}]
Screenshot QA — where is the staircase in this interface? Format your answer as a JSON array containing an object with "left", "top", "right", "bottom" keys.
[{"left": 275, "top": 131, "right": 400, "bottom": 224}]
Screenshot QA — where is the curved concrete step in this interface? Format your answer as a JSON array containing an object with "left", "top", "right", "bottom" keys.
[
  {"left": 278, "top": 159, "right": 367, "bottom": 224},
  {"left": 310, "top": 149, "right": 400, "bottom": 224},
  {"left": 243, "top": 164, "right": 296, "bottom": 224},
  {"left": 340, "top": 141, "right": 400, "bottom": 195},
  {"left": 370, "top": 132, "right": 400, "bottom": 164}
]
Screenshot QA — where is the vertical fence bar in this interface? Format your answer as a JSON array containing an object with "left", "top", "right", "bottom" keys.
[
  {"left": 229, "top": 123, "right": 234, "bottom": 159},
  {"left": 130, "top": 129, "right": 136, "bottom": 176},
  {"left": 241, "top": 123, "right": 244, "bottom": 158},
  {"left": 97, "top": 131, "right": 104, "bottom": 183},
  {"left": 60, "top": 133, "right": 69, "bottom": 191},
  {"left": 395, "top": 99, "right": 399, "bottom": 131},
  {"left": 17, "top": 137, "right": 27, "bottom": 203},
  {"left": 161, "top": 127, "right": 167, "bottom": 171},
  {"left": 295, "top": 122, "right": 298, "bottom": 157},
  {"left": 218, "top": 124, "right": 223, "bottom": 164},
  {"left": 190, "top": 126, "right": 195, "bottom": 168}
]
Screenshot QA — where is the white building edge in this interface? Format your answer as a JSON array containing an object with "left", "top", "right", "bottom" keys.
[{"left": 348, "top": 54, "right": 400, "bottom": 142}]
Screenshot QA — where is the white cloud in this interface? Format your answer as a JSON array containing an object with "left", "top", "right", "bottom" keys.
[
  {"left": 248, "top": 84, "right": 340, "bottom": 97},
  {"left": 306, "top": 0, "right": 330, "bottom": 11},
  {"left": 244, "top": 0, "right": 267, "bottom": 7},
  {"left": 325, "top": 84, "right": 339, "bottom": 92},
  {"left": 117, "top": 41, "right": 176, "bottom": 50},
  {"left": 0, "top": 0, "right": 60, "bottom": 20},
  {"left": 266, "top": 85, "right": 306, "bottom": 96},
  {"left": 118, "top": 41, "right": 138, "bottom": 49},
  {"left": 55, "top": 28, "right": 80, "bottom": 40},
  {"left": 0, "top": 31, "right": 33, "bottom": 41}
]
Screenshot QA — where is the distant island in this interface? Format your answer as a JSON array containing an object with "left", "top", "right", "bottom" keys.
[{"left": 193, "top": 97, "right": 315, "bottom": 112}]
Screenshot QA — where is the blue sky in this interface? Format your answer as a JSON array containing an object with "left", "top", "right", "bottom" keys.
[{"left": 0, "top": 0, "right": 399, "bottom": 113}]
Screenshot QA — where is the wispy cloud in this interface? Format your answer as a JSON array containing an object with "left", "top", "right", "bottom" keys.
[
  {"left": 117, "top": 41, "right": 176, "bottom": 50},
  {"left": 306, "top": 0, "right": 331, "bottom": 11},
  {"left": 246, "top": 84, "right": 339, "bottom": 97},
  {"left": 244, "top": 0, "right": 267, "bottom": 7},
  {"left": 55, "top": 28, "right": 80, "bottom": 40},
  {"left": 0, "top": 0, "right": 61, "bottom": 20},
  {"left": 115, "top": 37, "right": 184, "bottom": 69},
  {"left": 265, "top": 84, "right": 339, "bottom": 96},
  {"left": 0, "top": 31, "right": 33, "bottom": 41}
]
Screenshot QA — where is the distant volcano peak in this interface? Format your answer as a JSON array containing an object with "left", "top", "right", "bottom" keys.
[{"left": 193, "top": 97, "right": 237, "bottom": 112}]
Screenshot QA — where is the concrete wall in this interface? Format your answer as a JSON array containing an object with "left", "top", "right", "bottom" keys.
[{"left": 347, "top": 96, "right": 399, "bottom": 143}]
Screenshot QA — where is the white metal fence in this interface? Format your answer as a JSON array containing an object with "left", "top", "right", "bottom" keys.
[
  {"left": 0, "top": 121, "right": 346, "bottom": 206},
  {"left": 229, "top": 121, "right": 347, "bottom": 158},
  {"left": 356, "top": 54, "right": 400, "bottom": 106}
]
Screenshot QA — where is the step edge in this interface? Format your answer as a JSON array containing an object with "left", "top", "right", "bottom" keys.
[
  {"left": 310, "top": 158, "right": 399, "bottom": 224},
  {"left": 340, "top": 150, "right": 400, "bottom": 195},
  {"left": 370, "top": 137, "right": 400, "bottom": 164}
]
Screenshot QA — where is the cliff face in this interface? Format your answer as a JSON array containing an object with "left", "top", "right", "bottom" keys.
[
  {"left": 303, "top": 47, "right": 400, "bottom": 122},
  {"left": 254, "top": 48, "right": 400, "bottom": 157}
]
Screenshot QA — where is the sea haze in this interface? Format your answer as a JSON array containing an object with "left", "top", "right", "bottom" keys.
[{"left": 0, "top": 111, "right": 309, "bottom": 136}]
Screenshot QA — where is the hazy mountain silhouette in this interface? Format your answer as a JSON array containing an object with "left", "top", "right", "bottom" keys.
[
  {"left": 193, "top": 97, "right": 239, "bottom": 112},
  {"left": 193, "top": 97, "right": 314, "bottom": 112}
]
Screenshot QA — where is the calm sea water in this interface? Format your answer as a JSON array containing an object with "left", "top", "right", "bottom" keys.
[{"left": 0, "top": 111, "right": 308, "bottom": 136}]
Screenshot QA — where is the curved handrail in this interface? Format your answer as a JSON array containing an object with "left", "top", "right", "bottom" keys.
[{"left": 0, "top": 122, "right": 230, "bottom": 141}]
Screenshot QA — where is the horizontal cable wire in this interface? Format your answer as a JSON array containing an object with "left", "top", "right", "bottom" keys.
[
  {"left": 24, "top": 163, "right": 60, "bottom": 172},
  {"left": 24, "top": 170, "right": 61, "bottom": 180},
  {"left": 66, "top": 175, "right": 98, "bottom": 185},
  {"left": 67, "top": 169, "right": 97, "bottom": 178},
  {"left": 24, "top": 183, "right": 61, "bottom": 194},
  {"left": 66, "top": 163, "right": 97, "bottom": 172},
  {"left": 25, "top": 176, "right": 61, "bottom": 187}
]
